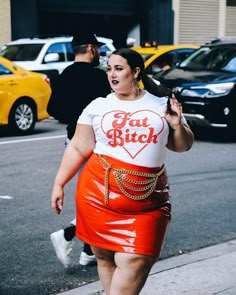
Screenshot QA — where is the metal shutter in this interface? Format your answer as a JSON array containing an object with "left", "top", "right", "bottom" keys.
[
  {"left": 178, "top": 0, "right": 220, "bottom": 44},
  {"left": 226, "top": 6, "right": 236, "bottom": 35}
]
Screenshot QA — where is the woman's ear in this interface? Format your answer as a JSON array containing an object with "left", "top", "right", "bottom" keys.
[{"left": 134, "top": 67, "right": 141, "bottom": 79}]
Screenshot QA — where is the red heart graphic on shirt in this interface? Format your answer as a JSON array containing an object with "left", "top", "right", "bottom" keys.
[{"left": 101, "top": 110, "right": 164, "bottom": 159}]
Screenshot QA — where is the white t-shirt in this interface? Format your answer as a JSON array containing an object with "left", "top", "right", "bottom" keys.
[{"left": 78, "top": 91, "right": 185, "bottom": 167}]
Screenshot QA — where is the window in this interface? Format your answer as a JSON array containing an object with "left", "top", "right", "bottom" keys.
[
  {"left": 176, "top": 49, "right": 196, "bottom": 63},
  {"left": 0, "top": 64, "right": 12, "bottom": 75},
  {"left": 145, "top": 52, "right": 175, "bottom": 76},
  {"left": 46, "top": 43, "right": 66, "bottom": 62},
  {"left": 0, "top": 44, "right": 43, "bottom": 61},
  {"left": 45, "top": 42, "right": 74, "bottom": 62},
  {"left": 65, "top": 42, "right": 74, "bottom": 61},
  {"left": 227, "top": 0, "right": 236, "bottom": 6},
  {"left": 180, "top": 45, "right": 236, "bottom": 71},
  {"left": 223, "top": 56, "right": 236, "bottom": 72}
]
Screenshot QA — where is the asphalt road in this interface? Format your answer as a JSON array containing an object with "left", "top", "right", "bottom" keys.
[{"left": 0, "top": 119, "right": 236, "bottom": 295}]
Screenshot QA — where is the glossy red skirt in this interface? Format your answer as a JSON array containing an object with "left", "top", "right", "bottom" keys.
[{"left": 75, "top": 153, "right": 171, "bottom": 256}]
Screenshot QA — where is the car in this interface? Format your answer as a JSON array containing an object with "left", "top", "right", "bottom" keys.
[
  {"left": 97, "top": 36, "right": 116, "bottom": 56},
  {"left": 155, "top": 37, "right": 236, "bottom": 132},
  {"left": 0, "top": 56, "right": 51, "bottom": 134},
  {"left": 133, "top": 42, "right": 199, "bottom": 77},
  {"left": 96, "top": 36, "right": 116, "bottom": 70},
  {"left": 0, "top": 35, "right": 116, "bottom": 80}
]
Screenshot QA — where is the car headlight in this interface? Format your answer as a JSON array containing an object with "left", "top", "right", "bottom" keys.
[{"left": 189, "top": 82, "right": 235, "bottom": 98}]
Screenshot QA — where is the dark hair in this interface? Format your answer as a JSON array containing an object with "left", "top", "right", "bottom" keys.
[
  {"left": 111, "top": 48, "right": 172, "bottom": 98},
  {"left": 73, "top": 44, "right": 88, "bottom": 55}
]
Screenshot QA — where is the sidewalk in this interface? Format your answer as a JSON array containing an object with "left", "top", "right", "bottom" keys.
[{"left": 58, "top": 239, "right": 236, "bottom": 295}]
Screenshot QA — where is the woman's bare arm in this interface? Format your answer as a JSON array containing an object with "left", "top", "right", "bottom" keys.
[{"left": 51, "top": 124, "right": 95, "bottom": 214}]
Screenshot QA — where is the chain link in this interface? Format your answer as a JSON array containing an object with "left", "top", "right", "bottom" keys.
[{"left": 97, "top": 154, "right": 165, "bottom": 204}]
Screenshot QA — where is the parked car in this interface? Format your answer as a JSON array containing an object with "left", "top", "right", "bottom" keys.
[
  {"left": 133, "top": 42, "right": 199, "bottom": 77},
  {"left": 0, "top": 35, "right": 116, "bottom": 80},
  {"left": 155, "top": 37, "right": 236, "bottom": 132},
  {"left": 96, "top": 36, "right": 116, "bottom": 70},
  {"left": 0, "top": 56, "right": 51, "bottom": 134}
]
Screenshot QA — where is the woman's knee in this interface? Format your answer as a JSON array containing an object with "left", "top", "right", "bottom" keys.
[
  {"left": 91, "top": 246, "right": 115, "bottom": 261},
  {"left": 115, "top": 252, "right": 157, "bottom": 274}
]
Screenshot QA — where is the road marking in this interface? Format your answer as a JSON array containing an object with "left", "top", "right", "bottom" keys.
[
  {"left": 0, "top": 135, "right": 65, "bottom": 145},
  {"left": 0, "top": 195, "right": 13, "bottom": 199}
]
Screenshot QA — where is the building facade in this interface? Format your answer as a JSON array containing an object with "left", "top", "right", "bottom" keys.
[
  {"left": 0, "top": 0, "right": 236, "bottom": 47},
  {"left": 0, "top": 0, "right": 11, "bottom": 45},
  {"left": 173, "top": 0, "right": 236, "bottom": 44}
]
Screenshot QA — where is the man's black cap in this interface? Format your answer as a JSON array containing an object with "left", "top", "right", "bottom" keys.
[{"left": 72, "top": 33, "right": 102, "bottom": 48}]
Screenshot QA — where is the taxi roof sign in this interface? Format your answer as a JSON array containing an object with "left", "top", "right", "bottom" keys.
[{"left": 141, "top": 41, "right": 158, "bottom": 48}]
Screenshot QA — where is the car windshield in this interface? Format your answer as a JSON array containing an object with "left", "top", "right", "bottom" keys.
[
  {"left": 0, "top": 44, "right": 44, "bottom": 61},
  {"left": 179, "top": 45, "right": 236, "bottom": 72}
]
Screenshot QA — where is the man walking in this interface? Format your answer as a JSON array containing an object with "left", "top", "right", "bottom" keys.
[{"left": 47, "top": 32, "right": 111, "bottom": 267}]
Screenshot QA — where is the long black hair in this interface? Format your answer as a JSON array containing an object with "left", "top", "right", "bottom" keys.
[{"left": 111, "top": 48, "right": 173, "bottom": 113}]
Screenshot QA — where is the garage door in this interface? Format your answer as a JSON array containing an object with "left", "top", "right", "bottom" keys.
[
  {"left": 178, "top": 0, "right": 219, "bottom": 44},
  {"left": 226, "top": 1, "right": 236, "bottom": 36}
]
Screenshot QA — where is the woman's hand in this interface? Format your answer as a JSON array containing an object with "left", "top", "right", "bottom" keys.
[
  {"left": 165, "top": 95, "right": 182, "bottom": 130},
  {"left": 51, "top": 184, "right": 64, "bottom": 215},
  {"left": 165, "top": 95, "right": 194, "bottom": 152}
]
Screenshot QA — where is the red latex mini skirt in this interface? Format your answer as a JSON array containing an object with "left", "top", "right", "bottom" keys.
[{"left": 75, "top": 153, "right": 171, "bottom": 257}]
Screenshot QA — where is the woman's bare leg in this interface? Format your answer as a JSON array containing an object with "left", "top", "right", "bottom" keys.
[
  {"left": 91, "top": 246, "right": 116, "bottom": 294},
  {"left": 92, "top": 246, "right": 157, "bottom": 295},
  {"left": 110, "top": 252, "right": 157, "bottom": 295}
]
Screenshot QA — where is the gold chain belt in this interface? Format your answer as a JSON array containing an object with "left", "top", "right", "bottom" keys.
[{"left": 97, "top": 154, "right": 165, "bottom": 204}]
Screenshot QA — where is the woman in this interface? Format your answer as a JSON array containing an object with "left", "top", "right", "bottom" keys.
[{"left": 51, "top": 48, "right": 194, "bottom": 294}]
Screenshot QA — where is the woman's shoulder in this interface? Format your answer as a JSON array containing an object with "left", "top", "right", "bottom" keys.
[
  {"left": 89, "top": 96, "right": 106, "bottom": 105},
  {"left": 145, "top": 91, "right": 168, "bottom": 105},
  {"left": 86, "top": 93, "right": 112, "bottom": 108}
]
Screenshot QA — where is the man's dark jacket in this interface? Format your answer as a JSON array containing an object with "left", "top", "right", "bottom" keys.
[{"left": 47, "top": 62, "right": 110, "bottom": 139}]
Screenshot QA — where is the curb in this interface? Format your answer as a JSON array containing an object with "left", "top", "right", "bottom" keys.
[{"left": 58, "top": 239, "right": 236, "bottom": 295}]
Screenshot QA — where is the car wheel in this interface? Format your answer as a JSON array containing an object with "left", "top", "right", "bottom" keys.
[{"left": 9, "top": 99, "right": 36, "bottom": 135}]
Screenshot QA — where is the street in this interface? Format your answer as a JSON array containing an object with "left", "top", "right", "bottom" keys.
[{"left": 0, "top": 119, "right": 236, "bottom": 295}]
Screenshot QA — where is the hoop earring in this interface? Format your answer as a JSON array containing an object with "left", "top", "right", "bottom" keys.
[{"left": 132, "top": 79, "right": 141, "bottom": 96}]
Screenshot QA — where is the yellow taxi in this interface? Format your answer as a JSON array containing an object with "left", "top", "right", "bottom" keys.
[
  {"left": 133, "top": 42, "right": 199, "bottom": 77},
  {"left": 0, "top": 57, "right": 51, "bottom": 134}
]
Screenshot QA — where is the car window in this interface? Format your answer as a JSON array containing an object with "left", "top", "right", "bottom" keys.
[
  {"left": 0, "top": 44, "right": 44, "bottom": 61},
  {"left": 145, "top": 49, "right": 196, "bottom": 76},
  {"left": 65, "top": 42, "right": 74, "bottom": 61},
  {"left": 0, "top": 64, "right": 12, "bottom": 75},
  {"left": 145, "top": 52, "right": 175, "bottom": 76},
  {"left": 45, "top": 43, "right": 66, "bottom": 62},
  {"left": 176, "top": 49, "right": 196, "bottom": 62},
  {"left": 223, "top": 56, "right": 236, "bottom": 72},
  {"left": 99, "top": 45, "right": 110, "bottom": 56},
  {"left": 180, "top": 47, "right": 210, "bottom": 70},
  {"left": 180, "top": 46, "right": 236, "bottom": 71},
  {"left": 45, "top": 42, "right": 75, "bottom": 62}
]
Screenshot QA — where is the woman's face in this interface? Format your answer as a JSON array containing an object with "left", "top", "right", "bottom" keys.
[{"left": 107, "top": 54, "right": 136, "bottom": 95}]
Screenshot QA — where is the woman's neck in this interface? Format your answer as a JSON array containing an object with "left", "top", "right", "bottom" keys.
[{"left": 115, "top": 90, "right": 145, "bottom": 101}]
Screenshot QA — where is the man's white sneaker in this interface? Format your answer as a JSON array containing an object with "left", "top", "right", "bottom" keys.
[
  {"left": 50, "top": 229, "right": 72, "bottom": 268},
  {"left": 79, "top": 251, "right": 96, "bottom": 266}
]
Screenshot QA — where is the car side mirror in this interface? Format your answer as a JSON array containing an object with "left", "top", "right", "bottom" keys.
[{"left": 44, "top": 53, "right": 60, "bottom": 63}]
